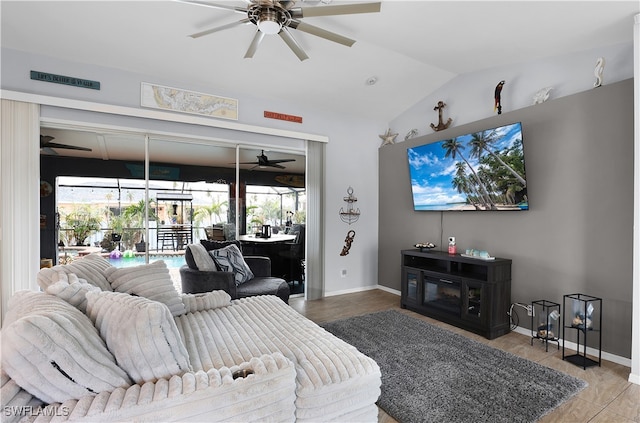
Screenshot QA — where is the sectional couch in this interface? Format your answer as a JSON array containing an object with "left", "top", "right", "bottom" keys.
[{"left": 0, "top": 254, "right": 381, "bottom": 422}]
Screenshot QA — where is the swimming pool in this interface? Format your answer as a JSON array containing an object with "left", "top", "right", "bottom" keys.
[{"left": 108, "top": 255, "right": 186, "bottom": 269}]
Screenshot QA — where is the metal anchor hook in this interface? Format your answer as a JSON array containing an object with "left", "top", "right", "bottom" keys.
[{"left": 340, "top": 230, "right": 356, "bottom": 256}]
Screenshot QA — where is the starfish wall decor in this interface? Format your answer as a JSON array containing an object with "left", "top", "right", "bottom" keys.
[{"left": 379, "top": 129, "right": 398, "bottom": 146}]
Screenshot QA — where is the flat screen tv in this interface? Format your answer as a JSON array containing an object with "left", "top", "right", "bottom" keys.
[{"left": 407, "top": 122, "right": 528, "bottom": 211}]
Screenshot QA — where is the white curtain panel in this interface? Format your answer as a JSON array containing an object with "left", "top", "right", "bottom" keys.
[{"left": 1, "top": 99, "right": 40, "bottom": 324}]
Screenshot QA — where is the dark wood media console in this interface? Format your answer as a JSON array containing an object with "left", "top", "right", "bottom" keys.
[{"left": 401, "top": 249, "right": 512, "bottom": 339}]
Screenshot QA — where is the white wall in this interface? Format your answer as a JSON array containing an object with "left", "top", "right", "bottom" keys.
[{"left": 323, "top": 116, "right": 380, "bottom": 295}]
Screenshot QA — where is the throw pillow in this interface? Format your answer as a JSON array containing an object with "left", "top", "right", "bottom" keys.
[
  {"left": 1, "top": 291, "right": 131, "bottom": 404},
  {"left": 185, "top": 244, "right": 218, "bottom": 271},
  {"left": 209, "top": 244, "right": 254, "bottom": 286},
  {"left": 181, "top": 290, "right": 231, "bottom": 313},
  {"left": 187, "top": 240, "right": 242, "bottom": 271},
  {"left": 45, "top": 272, "right": 100, "bottom": 313},
  {"left": 200, "top": 239, "right": 242, "bottom": 253},
  {"left": 104, "top": 260, "right": 186, "bottom": 317},
  {"left": 85, "top": 291, "right": 192, "bottom": 385},
  {"left": 37, "top": 253, "right": 113, "bottom": 292}
]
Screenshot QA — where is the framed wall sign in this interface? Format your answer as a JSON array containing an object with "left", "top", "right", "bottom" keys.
[{"left": 141, "top": 82, "right": 238, "bottom": 120}]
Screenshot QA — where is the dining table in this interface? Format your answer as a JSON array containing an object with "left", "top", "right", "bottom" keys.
[
  {"left": 236, "top": 234, "right": 297, "bottom": 244},
  {"left": 237, "top": 233, "right": 298, "bottom": 279}
]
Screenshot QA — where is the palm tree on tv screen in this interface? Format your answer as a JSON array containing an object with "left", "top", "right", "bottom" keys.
[
  {"left": 442, "top": 138, "right": 496, "bottom": 210},
  {"left": 452, "top": 162, "right": 483, "bottom": 210},
  {"left": 468, "top": 130, "right": 527, "bottom": 187},
  {"left": 478, "top": 140, "right": 527, "bottom": 204}
]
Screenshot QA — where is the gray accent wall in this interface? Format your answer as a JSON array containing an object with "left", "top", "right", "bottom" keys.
[{"left": 379, "top": 79, "right": 634, "bottom": 358}]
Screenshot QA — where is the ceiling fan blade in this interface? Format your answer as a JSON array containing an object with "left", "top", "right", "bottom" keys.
[
  {"left": 175, "top": 0, "right": 247, "bottom": 13},
  {"left": 40, "top": 135, "right": 55, "bottom": 145},
  {"left": 41, "top": 147, "right": 58, "bottom": 156},
  {"left": 290, "top": 20, "right": 355, "bottom": 47},
  {"left": 291, "top": 2, "right": 381, "bottom": 18},
  {"left": 278, "top": 28, "right": 309, "bottom": 61},
  {"left": 269, "top": 159, "right": 296, "bottom": 164},
  {"left": 189, "top": 18, "right": 251, "bottom": 38},
  {"left": 248, "top": 163, "right": 286, "bottom": 170},
  {"left": 244, "top": 30, "right": 265, "bottom": 58},
  {"left": 45, "top": 142, "right": 93, "bottom": 152}
]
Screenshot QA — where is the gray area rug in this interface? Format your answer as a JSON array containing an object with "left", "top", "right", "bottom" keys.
[{"left": 321, "top": 310, "right": 587, "bottom": 423}]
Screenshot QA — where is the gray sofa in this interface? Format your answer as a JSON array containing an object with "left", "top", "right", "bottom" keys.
[{"left": 181, "top": 240, "right": 290, "bottom": 303}]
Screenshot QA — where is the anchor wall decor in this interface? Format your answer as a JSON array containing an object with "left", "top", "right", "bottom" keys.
[
  {"left": 339, "top": 186, "right": 360, "bottom": 225},
  {"left": 339, "top": 187, "right": 360, "bottom": 256},
  {"left": 430, "top": 101, "right": 452, "bottom": 132}
]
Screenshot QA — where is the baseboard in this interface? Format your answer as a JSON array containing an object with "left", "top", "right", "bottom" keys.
[
  {"left": 376, "top": 285, "right": 401, "bottom": 296},
  {"left": 324, "top": 285, "right": 379, "bottom": 297},
  {"left": 324, "top": 284, "right": 401, "bottom": 297},
  {"left": 512, "top": 326, "right": 631, "bottom": 368}
]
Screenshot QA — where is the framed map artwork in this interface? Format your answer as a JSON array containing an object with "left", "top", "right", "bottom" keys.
[{"left": 140, "top": 82, "right": 238, "bottom": 120}]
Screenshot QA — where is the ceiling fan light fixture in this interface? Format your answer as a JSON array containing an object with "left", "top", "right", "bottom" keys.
[
  {"left": 257, "top": 10, "right": 282, "bottom": 35},
  {"left": 184, "top": 1, "right": 382, "bottom": 60}
]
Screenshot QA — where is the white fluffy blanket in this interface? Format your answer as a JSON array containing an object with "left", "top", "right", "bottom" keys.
[{"left": 174, "top": 295, "right": 381, "bottom": 422}]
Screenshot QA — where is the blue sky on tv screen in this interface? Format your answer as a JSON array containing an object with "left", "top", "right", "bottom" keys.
[{"left": 407, "top": 122, "right": 524, "bottom": 209}]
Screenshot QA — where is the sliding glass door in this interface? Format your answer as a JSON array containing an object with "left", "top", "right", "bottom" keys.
[{"left": 42, "top": 128, "right": 306, "bottom": 294}]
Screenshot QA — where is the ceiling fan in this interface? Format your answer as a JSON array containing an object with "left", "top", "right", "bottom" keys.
[
  {"left": 239, "top": 150, "right": 295, "bottom": 169},
  {"left": 40, "top": 135, "right": 92, "bottom": 155},
  {"left": 181, "top": 0, "right": 381, "bottom": 61}
]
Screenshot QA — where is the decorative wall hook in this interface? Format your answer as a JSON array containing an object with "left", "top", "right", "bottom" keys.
[
  {"left": 430, "top": 101, "right": 452, "bottom": 132},
  {"left": 339, "top": 186, "right": 360, "bottom": 225},
  {"left": 340, "top": 230, "right": 356, "bottom": 256}
]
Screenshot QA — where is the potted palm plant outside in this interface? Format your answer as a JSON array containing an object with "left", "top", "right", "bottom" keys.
[
  {"left": 123, "top": 199, "right": 157, "bottom": 252},
  {"left": 63, "top": 205, "right": 102, "bottom": 246}
]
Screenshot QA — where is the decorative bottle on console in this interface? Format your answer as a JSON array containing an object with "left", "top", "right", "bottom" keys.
[{"left": 448, "top": 237, "right": 457, "bottom": 255}]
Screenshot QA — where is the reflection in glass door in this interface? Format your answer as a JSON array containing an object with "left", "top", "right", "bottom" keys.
[{"left": 236, "top": 146, "right": 306, "bottom": 294}]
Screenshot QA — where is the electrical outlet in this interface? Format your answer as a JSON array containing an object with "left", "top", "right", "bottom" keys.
[
  {"left": 340, "top": 269, "right": 347, "bottom": 278},
  {"left": 527, "top": 305, "right": 534, "bottom": 317}
]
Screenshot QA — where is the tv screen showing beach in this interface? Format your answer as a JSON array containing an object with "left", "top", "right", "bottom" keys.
[{"left": 407, "top": 122, "right": 528, "bottom": 211}]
